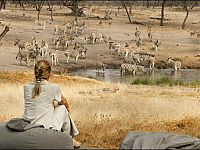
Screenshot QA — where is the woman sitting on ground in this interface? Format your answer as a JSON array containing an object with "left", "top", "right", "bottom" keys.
[{"left": 22, "top": 60, "right": 81, "bottom": 147}]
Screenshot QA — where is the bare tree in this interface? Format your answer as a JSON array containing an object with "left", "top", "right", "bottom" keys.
[
  {"left": 0, "top": 0, "right": 6, "bottom": 11},
  {"left": 181, "top": 0, "right": 189, "bottom": 29},
  {"left": 67, "top": 0, "right": 85, "bottom": 22},
  {"left": 121, "top": 0, "right": 132, "bottom": 23},
  {"left": 160, "top": 0, "right": 167, "bottom": 26},
  {"left": 34, "top": 0, "right": 44, "bottom": 20},
  {"left": 46, "top": 0, "right": 54, "bottom": 21}
]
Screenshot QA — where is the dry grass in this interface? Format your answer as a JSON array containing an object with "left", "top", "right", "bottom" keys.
[{"left": 0, "top": 71, "right": 200, "bottom": 149}]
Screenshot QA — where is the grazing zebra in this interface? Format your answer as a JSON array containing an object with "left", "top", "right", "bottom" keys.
[
  {"left": 56, "top": 37, "right": 69, "bottom": 50},
  {"left": 35, "top": 19, "right": 51, "bottom": 30},
  {"left": 16, "top": 49, "right": 36, "bottom": 67},
  {"left": 136, "top": 37, "right": 142, "bottom": 51},
  {"left": 140, "top": 54, "right": 156, "bottom": 71},
  {"left": 14, "top": 39, "right": 30, "bottom": 51},
  {"left": 90, "top": 32, "right": 107, "bottom": 44},
  {"left": 49, "top": 50, "right": 59, "bottom": 66},
  {"left": 65, "top": 47, "right": 87, "bottom": 64},
  {"left": 74, "top": 42, "right": 87, "bottom": 51},
  {"left": 132, "top": 53, "right": 141, "bottom": 65},
  {"left": 108, "top": 42, "right": 120, "bottom": 55},
  {"left": 167, "top": 58, "right": 181, "bottom": 70},
  {"left": 96, "top": 61, "right": 106, "bottom": 72},
  {"left": 154, "top": 40, "right": 161, "bottom": 51}
]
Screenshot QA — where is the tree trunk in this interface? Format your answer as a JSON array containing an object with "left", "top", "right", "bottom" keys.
[
  {"left": 75, "top": 0, "right": 78, "bottom": 22},
  {"left": 122, "top": 1, "right": 132, "bottom": 23},
  {"left": 37, "top": 10, "right": 40, "bottom": 20},
  {"left": 3, "top": 0, "right": 6, "bottom": 9},
  {"left": 0, "top": 0, "right": 6, "bottom": 11},
  {"left": 50, "top": 9, "right": 53, "bottom": 21},
  {"left": 182, "top": 0, "right": 189, "bottom": 29},
  {"left": 129, "top": 5, "right": 132, "bottom": 15},
  {"left": 160, "top": 0, "right": 166, "bottom": 26},
  {"left": 0, "top": 26, "right": 9, "bottom": 41},
  {"left": 153, "top": 0, "right": 157, "bottom": 9},
  {"left": 147, "top": 0, "right": 149, "bottom": 8}
]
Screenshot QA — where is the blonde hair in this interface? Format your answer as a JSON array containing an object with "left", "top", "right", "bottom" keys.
[{"left": 32, "top": 60, "right": 51, "bottom": 98}]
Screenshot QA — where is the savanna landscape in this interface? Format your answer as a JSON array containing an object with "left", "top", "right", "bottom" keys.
[{"left": 0, "top": 0, "right": 200, "bottom": 149}]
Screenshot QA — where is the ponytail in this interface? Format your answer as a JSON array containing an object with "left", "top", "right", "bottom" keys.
[
  {"left": 32, "top": 60, "right": 51, "bottom": 98},
  {"left": 32, "top": 80, "right": 41, "bottom": 98}
]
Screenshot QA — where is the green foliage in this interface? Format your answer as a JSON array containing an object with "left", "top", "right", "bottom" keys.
[
  {"left": 131, "top": 75, "right": 200, "bottom": 86},
  {"left": 87, "top": 75, "right": 96, "bottom": 80},
  {"left": 131, "top": 77, "right": 154, "bottom": 85}
]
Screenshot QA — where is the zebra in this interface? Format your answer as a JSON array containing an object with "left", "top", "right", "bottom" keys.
[
  {"left": 108, "top": 42, "right": 120, "bottom": 55},
  {"left": 14, "top": 39, "right": 30, "bottom": 51},
  {"left": 167, "top": 58, "right": 181, "bottom": 70},
  {"left": 16, "top": 49, "right": 36, "bottom": 67},
  {"left": 135, "top": 26, "right": 141, "bottom": 38},
  {"left": 56, "top": 37, "right": 69, "bottom": 50},
  {"left": 132, "top": 53, "right": 141, "bottom": 65},
  {"left": 140, "top": 54, "right": 156, "bottom": 71},
  {"left": 96, "top": 61, "right": 106, "bottom": 72},
  {"left": 148, "top": 30, "right": 153, "bottom": 42},
  {"left": 41, "top": 40, "right": 48, "bottom": 59},
  {"left": 64, "top": 50, "right": 72, "bottom": 64},
  {"left": 136, "top": 37, "right": 142, "bottom": 52},
  {"left": 149, "top": 56, "right": 156, "bottom": 71},
  {"left": 49, "top": 50, "right": 59, "bottom": 66},
  {"left": 121, "top": 63, "right": 137, "bottom": 75},
  {"left": 121, "top": 63, "right": 147, "bottom": 75},
  {"left": 64, "top": 47, "right": 87, "bottom": 64},
  {"left": 154, "top": 40, "right": 161, "bottom": 51},
  {"left": 35, "top": 19, "right": 51, "bottom": 30},
  {"left": 74, "top": 42, "right": 87, "bottom": 51},
  {"left": 90, "top": 32, "right": 107, "bottom": 44}
]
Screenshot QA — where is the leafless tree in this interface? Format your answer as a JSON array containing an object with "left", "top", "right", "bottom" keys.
[
  {"left": 34, "top": 0, "right": 44, "bottom": 20},
  {"left": 121, "top": 0, "right": 132, "bottom": 23},
  {"left": 160, "top": 0, "right": 167, "bottom": 26},
  {"left": 46, "top": 0, "right": 54, "bottom": 21},
  {"left": 0, "top": 0, "right": 7, "bottom": 11},
  {"left": 181, "top": 0, "right": 189, "bottom": 29}
]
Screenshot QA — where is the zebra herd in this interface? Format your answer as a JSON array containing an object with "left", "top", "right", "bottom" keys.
[{"left": 14, "top": 19, "right": 182, "bottom": 76}]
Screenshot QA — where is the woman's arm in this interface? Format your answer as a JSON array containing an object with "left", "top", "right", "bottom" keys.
[{"left": 58, "top": 95, "right": 70, "bottom": 113}]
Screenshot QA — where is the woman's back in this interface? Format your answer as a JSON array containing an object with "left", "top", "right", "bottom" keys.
[{"left": 23, "top": 80, "right": 61, "bottom": 128}]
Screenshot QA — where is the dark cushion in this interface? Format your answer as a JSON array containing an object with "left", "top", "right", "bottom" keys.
[{"left": 0, "top": 118, "right": 74, "bottom": 149}]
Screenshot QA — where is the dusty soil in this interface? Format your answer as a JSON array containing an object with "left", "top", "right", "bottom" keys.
[{"left": 0, "top": 3, "right": 200, "bottom": 74}]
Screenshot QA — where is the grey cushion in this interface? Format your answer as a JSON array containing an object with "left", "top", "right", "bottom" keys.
[
  {"left": 0, "top": 118, "right": 74, "bottom": 149},
  {"left": 120, "top": 131, "right": 200, "bottom": 149}
]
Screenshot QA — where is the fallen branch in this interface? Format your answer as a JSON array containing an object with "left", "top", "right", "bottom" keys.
[{"left": 0, "top": 26, "right": 9, "bottom": 41}]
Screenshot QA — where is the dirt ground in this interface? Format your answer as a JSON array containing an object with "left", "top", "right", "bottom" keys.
[{"left": 0, "top": 3, "right": 200, "bottom": 74}]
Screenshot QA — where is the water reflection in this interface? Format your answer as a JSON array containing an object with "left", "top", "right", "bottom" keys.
[{"left": 67, "top": 69, "right": 200, "bottom": 84}]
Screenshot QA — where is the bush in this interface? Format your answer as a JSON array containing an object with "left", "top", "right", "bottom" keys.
[{"left": 131, "top": 76, "right": 200, "bottom": 86}]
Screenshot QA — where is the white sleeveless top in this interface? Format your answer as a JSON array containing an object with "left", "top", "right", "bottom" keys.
[{"left": 22, "top": 80, "right": 62, "bottom": 129}]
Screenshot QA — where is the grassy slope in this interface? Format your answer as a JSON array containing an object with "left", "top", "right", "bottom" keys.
[{"left": 0, "top": 71, "right": 200, "bottom": 148}]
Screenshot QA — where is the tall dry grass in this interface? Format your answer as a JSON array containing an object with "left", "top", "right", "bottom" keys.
[{"left": 0, "top": 71, "right": 200, "bottom": 148}]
